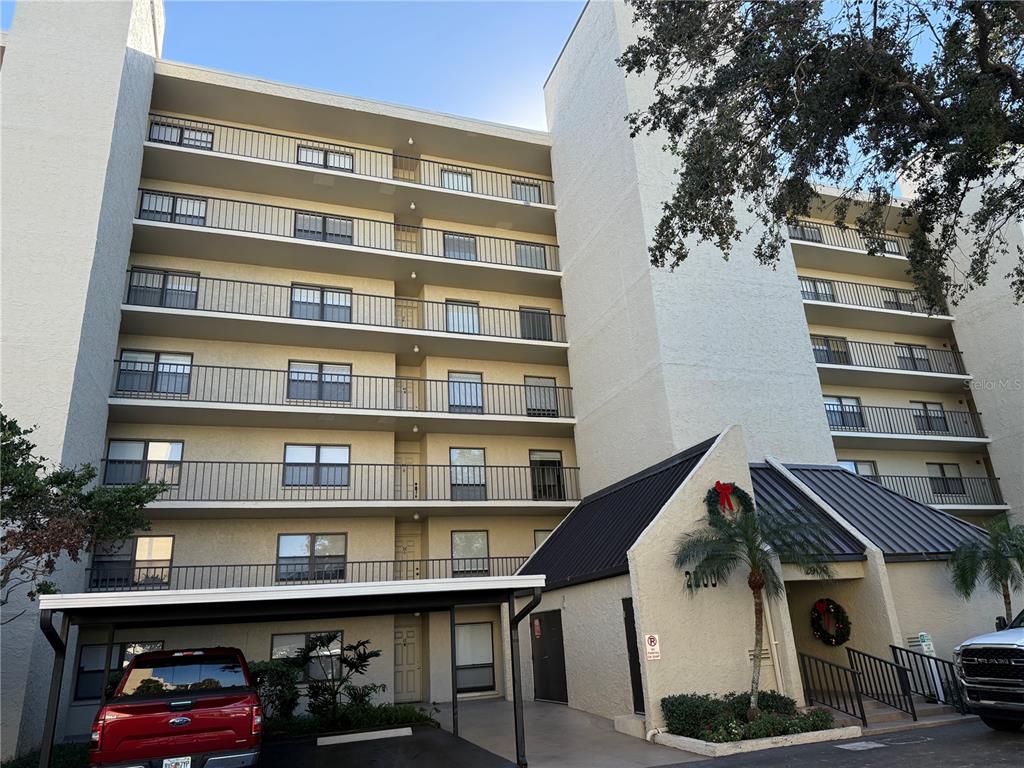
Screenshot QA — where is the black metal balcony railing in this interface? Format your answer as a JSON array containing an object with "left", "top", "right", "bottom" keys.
[
  {"left": 85, "top": 556, "right": 530, "bottom": 593},
  {"left": 799, "top": 276, "right": 943, "bottom": 315},
  {"left": 102, "top": 461, "right": 582, "bottom": 503},
  {"left": 135, "top": 189, "right": 560, "bottom": 271},
  {"left": 871, "top": 475, "right": 1005, "bottom": 507},
  {"left": 824, "top": 405, "right": 986, "bottom": 438},
  {"left": 123, "top": 270, "right": 568, "bottom": 344},
  {"left": 146, "top": 114, "right": 556, "bottom": 205},
  {"left": 112, "top": 361, "right": 574, "bottom": 419},
  {"left": 810, "top": 336, "right": 966, "bottom": 375},
  {"left": 789, "top": 219, "right": 912, "bottom": 257}
]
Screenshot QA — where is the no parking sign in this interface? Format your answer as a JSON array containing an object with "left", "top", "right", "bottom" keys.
[{"left": 644, "top": 633, "right": 660, "bottom": 660}]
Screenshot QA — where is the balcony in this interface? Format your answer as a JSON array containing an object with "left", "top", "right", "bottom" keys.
[
  {"left": 109, "top": 362, "right": 575, "bottom": 436},
  {"left": 825, "top": 405, "right": 989, "bottom": 450},
  {"left": 85, "top": 556, "right": 530, "bottom": 593},
  {"left": 810, "top": 336, "right": 969, "bottom": 391},
  {"left": 789, "top": 220, "right": 914, "bottom": 281},
  {"left": 871, "top": 475, "right": 1006, "bottom": 512},
  {"left": 142, "top": 115, "right": 556, "bottom": 233},
  {"left": 132, "top": 189, "right": 562, "bottom": 298},
  {"left": 120, "top": 270, "right": 569, "bottom": 365},
  {"left": 102, "top": 461, "right": 582, "bottom": 513},
  {"left": 799, "top": 276, "right": 952, "bottom": 333}
]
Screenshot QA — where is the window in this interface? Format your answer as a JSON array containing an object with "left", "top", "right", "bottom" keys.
[
  {"left": 512, "top": 181, "right": 541, "bottom": 203},
  {"left": 276, "top": 533, "right": 347, "bottom": 582},
  {"left": 799, "top": 278, "right": 836, "bottom": 303},
  {"left": 294, "top": 212, "right": 354, "bottom": 244},
  {"left": 116, "top": 351, "right": 192, "bottom": 395},
  {"left": 927, "top": 463, "right": 965, "bottom": 496},
  {"left": 290, "top": 284, "right": 353, "bottom": 323},
  {"left": 515, "top": 242, "right": 548, "bottom": 269},
  {"left": 272, "top": 632, "right": 344, "bottom": 681},
  {"left": 104, "top": 440, "right": 183, "bottom": 485},
  {"left": 149, "top": 121, "right": 213, "bottom": 150},
  {"left": 287, "top": 362, "right": 352, "bottom": 402},
  {"left": 296, "top": 146, "right": 354, "bottom": 172},
  {"left": 788, "top": 223, "right": 823, "bottom": 243},
  {"left": 441, "top": 169, "right": 473, "bottom": 192},
  {"left": 879, "top": 236, "right": 902, "bottom": 255},
  {"left": 530, "top": 450, "right": 565, "bottom": 501},
  {"left": 524, "top": 376, "right": 558, "bottom": 417},
  {"left": 895, "top": 343, "right": 931, "bottom": 371},
  {"left": 455, "top": 623, "right": 494, "bottom": 692},
  {"left": 451, "top": 531, "right": 489, "bottom": 575},
  {"left": 127, "top": 268, "right": 199, "bottom": 310},
  {"left": 448, "top": 372, "right": 484, "bottom": 414},
  {"left": 810, "top": 335, "right": 850, "bottom": 365},
  {"left": 445, "top": 300, "right": 480, "bottom": 334},
  {"left": 138, "top": 192, "right": 207, "bottom": 226},
  {"left": 450, "top": 448, "right": 486, "bottom": 501},
  {"left": 443, "top": 232, "right": 477, "bottom": 261},
  {"left": 74, "top": 641, "right": 163, "bottom": 701},
  {"left": 910, "top": 401, "right": 949, "bottom": 433},
  {"left": 283, "top": 444, "right": 350, "bottom": 487},
  {"left": 90, "top": 536, "right": 174, "bottom": 590},
  {"left": 823, "top": 396, "right": 864, "bottom": 429},
  {"left": 520, "top": 307, "right": 553, "bottom": 341},
  {"left": 119, "top": 652, "right": 247, "bottom": 697},
  {"left": 881, "top": 288, "right": 917, "bottom": 312},
  {"left": 534, "top": 530, "right": 552, "bottom": 549},
  {"left": 837, "top": 460, "right": 878, "bottom": 478}
]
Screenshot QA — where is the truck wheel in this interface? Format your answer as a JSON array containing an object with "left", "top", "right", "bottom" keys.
[{"left": 980, "top": 716, "right": 1023, "bottom": 732}]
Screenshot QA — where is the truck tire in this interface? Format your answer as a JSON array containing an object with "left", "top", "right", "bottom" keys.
[{"left": 980, "top": 716, "right": 1023, "bottom": 732}]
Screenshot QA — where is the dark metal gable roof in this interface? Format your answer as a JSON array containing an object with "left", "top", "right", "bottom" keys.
[
  {"left": 786, "top": 465, "right": 988, "bottom": 561},
  {"left": 748, "top": 465, "right": 866, "bottom": 562},
  {"left": 519, "top": 436, "right": 718, "bottom": 589}
]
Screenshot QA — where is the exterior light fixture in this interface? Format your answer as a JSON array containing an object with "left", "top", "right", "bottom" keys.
[
  {"left": 413, "top": 345, "right": 420, "bottom": 353},
  {"left": 408, "top": 137, "right": 415, "bottom": 145},
  {"left": 409, "top": 202, "right": 416, "bottom": 211},
  {"left": 410, "top": 271, "right": 417, "bottom": 280}
]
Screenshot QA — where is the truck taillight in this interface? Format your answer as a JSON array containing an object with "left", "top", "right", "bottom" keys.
[
  {"left": 90, "top": 718, "right": 104, "bottom": 751},
  {"left": 251, "top": 705, "right": 263, "bottom": 735}
]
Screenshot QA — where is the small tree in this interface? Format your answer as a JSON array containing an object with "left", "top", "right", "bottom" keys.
[
  {"left": 298, "top": 634, "right": 384, "bottom": 720},
  {"left": 949, "top": 518, "right": 1024, "bottom": 622},
  {"left": 1, "top": 410, "right": 164, "bottom": 623},
  {"left": 673, "top": 484, "right": 833, "bottom": 720},
  {"left": 249, "top": 660, "right": 300, "bottom": 720}
]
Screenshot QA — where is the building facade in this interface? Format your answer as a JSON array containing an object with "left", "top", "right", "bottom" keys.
[{"left": 1, "top": 0, "right": 1020, "bottom": 758}]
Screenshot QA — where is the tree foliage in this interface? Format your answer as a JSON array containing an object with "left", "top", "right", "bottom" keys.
[
  {"left": 948, "top": 517, "right": 1024, "bottom": 621},
  {"left": 1, "top": 410, "right": 162, "bottom": 622},
  {"left": 298, "top": 634, "right": 384, "bottom": 719},
  {"left": 619, "top": 0, "right": 1024, "bottom": 309}
]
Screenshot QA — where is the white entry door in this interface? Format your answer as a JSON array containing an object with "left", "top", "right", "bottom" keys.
[{"left": 394, "top": 625, "right": 422, "bottom": 703}]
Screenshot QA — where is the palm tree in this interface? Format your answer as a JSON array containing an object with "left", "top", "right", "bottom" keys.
[
  {"left": 949, "top": 518, "right": 1024, "bottom": 622},
  {"left": 673, "top": 485, "right": 833, "bottom": 720}
]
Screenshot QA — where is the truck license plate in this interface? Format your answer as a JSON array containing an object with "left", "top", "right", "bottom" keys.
[{"left": 163, "top": 757, "right": 191, "bottom": 768}]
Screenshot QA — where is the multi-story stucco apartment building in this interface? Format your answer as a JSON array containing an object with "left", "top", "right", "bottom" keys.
[{"left": 1, "top": 0, "right": 1020, "bottom": 760}]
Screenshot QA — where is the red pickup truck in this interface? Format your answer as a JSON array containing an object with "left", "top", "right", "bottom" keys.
[{"left": 90, "top": 648, "right": 262, "bottom": 768}]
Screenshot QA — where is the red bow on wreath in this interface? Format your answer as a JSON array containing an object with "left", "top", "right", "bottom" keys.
[
  {"left": 714, "top": 481, "right": 734, "bottom": 511},
  {"left": 814, "top": 599, "right": 828, "bottom": 616}
]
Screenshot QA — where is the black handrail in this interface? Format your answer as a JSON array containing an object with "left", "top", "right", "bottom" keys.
[
  {"left": 122, "top": 269, "right": 569, "bottom": 343},
  {"left": 890, "top": 645, "right": 967, "bottom": 714},
  {"left": 797, "top": 652, "right": 867, "bottom": 726},
  {"left": 102, "top": 461, "right": 582, "bottom": 503},
  {"left": 789, "top": 219, "right": 912, "bottom": 257},
  {"left": 810, "top": 336, "right": 966, "bottom": 375},
  {"left": 135, "top": 188, "right": 560, "bottom": 270},
  {"left": 846, "top": 647, "right": 917, "bottom": 720},
  {"left": 85, "top": 556, "right": 531, "bottom": 592},
  {"left": 824, "top": 405, "right": 986, "bottom": 438},
  {"left": 798, "top": 275, "right": 944, "bottom": 315},
  {"left": 146, "top": 114, "right": 556, "bottom": 205},
  {"left": 111, "top": 361, "right": 574, "bottom": 419},
  {"left": 870, "top": 475, "right": 1004, "bottom": 507}
]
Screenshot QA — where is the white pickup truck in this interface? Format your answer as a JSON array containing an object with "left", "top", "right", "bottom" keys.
[{"left": 954, "top": 610, "right": 1024, "bottom": 732}]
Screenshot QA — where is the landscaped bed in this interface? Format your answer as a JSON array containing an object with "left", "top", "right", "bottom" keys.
[{"left": 263, "top": 703, "right": 438, "bottom": 740}]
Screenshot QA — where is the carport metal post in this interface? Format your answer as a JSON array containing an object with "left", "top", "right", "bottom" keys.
[
  {"left": 98, "top": 624, "right": 115, "bottom": 706},
  {"left": 450, "top": 606, "right": 458, "bottom": 737},
  {"left": 38, "top": 610, "right": 70, "bottom": 768},
  {"left": 509, "top": 588, "right": 543, "bottom": 768}
]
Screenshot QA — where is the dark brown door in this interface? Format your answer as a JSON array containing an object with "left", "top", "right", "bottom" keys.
[
  {"left": 622, "top": 598, "right": 645, "bottom": 714},
  {"left": 530, "top": 610, "right": 568, "bottom": 703}
]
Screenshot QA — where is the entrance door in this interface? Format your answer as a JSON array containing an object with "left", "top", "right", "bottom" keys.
[
  {"left": 531, "top": 610, "right": 568, "bottom": 703},
  {"left": 622, "top": 598, "right": 645, "bottom": 714},
  {"left": 395, "top": 453, "right": 420, "bottom": 500},
  {"left": 394, "top": 623, "right": 422, "bottom": 703},
  {"left": 394, "top": 533, "right": 422, "bottom": 580}
]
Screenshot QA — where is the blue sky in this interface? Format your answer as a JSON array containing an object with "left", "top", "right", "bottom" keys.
[{"left": 1, "top": 1, "right": 585, "bottom": 130}]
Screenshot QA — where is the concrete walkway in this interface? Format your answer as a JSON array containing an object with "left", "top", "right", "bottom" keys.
[{"left": 436, "top": 699, "right": 703, "bottom": 768}]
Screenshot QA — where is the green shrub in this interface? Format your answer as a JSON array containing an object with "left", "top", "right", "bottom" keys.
[
  {"left": 660, "top": 692, "right": 833, "bottom": 742},
  {"left": 263, "top": 703, "right": 437, "bottom": 739},
  {"left": 661, "top": 693, "right": 726, "bottom": 739},
  {"left": 249, "top": 660, "right": 300, "bottom": 720},
  {"left": 2, "top": 744, "right": 88, "bottom": 768}
]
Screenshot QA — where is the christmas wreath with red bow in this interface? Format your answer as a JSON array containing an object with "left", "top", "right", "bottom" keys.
[{"left": 810, "top": 598, "right": 851, "bottom": 646}]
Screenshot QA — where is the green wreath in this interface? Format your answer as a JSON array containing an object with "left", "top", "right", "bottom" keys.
[{"left": 811, "top": 598, "right": 851, "bottom": 646}]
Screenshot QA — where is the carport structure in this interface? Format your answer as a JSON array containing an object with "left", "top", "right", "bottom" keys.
[{"left": 36, "top": 575, "right": 544, "bottom": 768}]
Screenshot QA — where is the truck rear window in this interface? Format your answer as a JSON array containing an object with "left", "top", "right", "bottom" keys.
[{"left": 117, "top": 655, "right": 248, "bottom": 697}]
